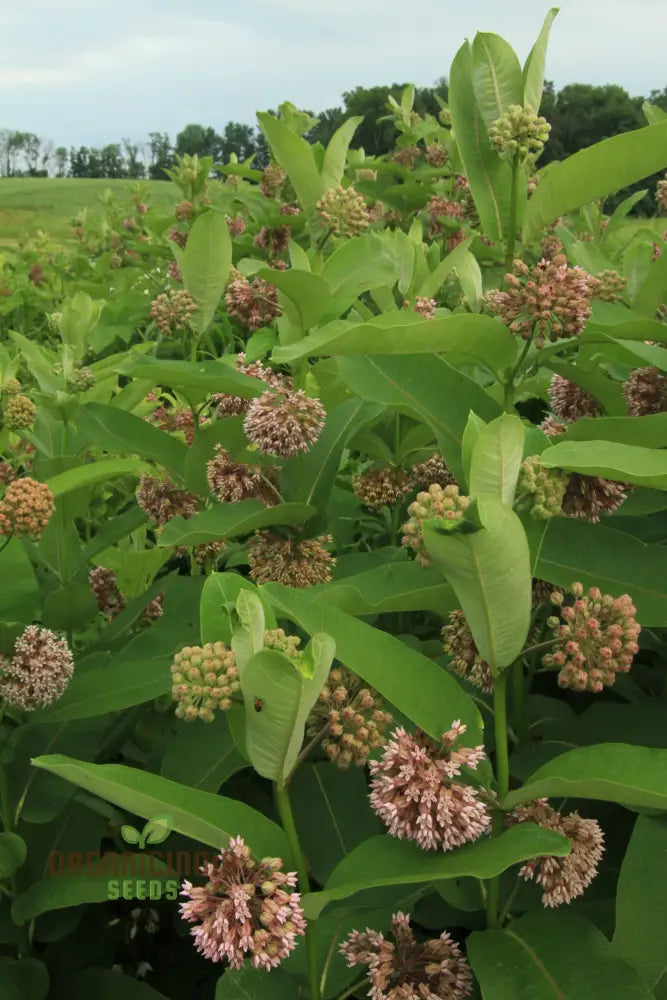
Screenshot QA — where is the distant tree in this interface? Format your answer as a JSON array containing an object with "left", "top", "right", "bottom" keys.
[
  {"left": 22, "top": 133, "right": 41, "bottom": 174},
  {"left": 340, "top": 84, "right": 409, "bottom": 154},
  {"left": 217, "top": 122, "right": 257, "bottom": 162},
  {"left": 6, "top": 131, "right": 26, "bottom": 175},
  {"left": 54, "top": 146, "right": 68, "bottom": 177},
  {"left": 540, "top": 82, "right": 644, "bottom": 162},
  {"left": 100, "top": 143, "right": 126, "bottom": 178},
  {"left": 648, "top": 86, "right": 667, "bottom": 111},
  {"left": 148, "top": 132, "right": 173, "bottom": 179},
  {"left": 175, "top": 123, "right": 220, "bottom": 159},
  {"left": 123, "top": 139, "right": 145, "bottom": 179},
  {"left": 306, "top": 107, "right": 346, "bottom": 148}
]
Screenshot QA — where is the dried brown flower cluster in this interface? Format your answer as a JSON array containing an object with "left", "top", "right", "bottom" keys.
[
  {"left": 180, "top": 836, "right": 305, "bottom": 968},
  {"left": 489, "top": 105, "right": 550, "bottom": 162},
  {"left": 656, "top": 177, "right": 667, "bottom": 215},
  {"left": 340, "top": 911, "right": 472, "bottom": 1000},
  {"left": 369, "top": 723, "right": 490, "bottom": 851},
  {"left": 622, "top": 367, "right": 667, "bottom": 415},
  {"left": 316, "top": 185, "right": 370, "bottom": 237},
  {"left": 561, "top": 473, "right": 628, "bottom": 522},
  {"left": 213, "top": 354, "right": 290, "bottom": 418},
  {"left": 411, "top": 454, "right": 456, "bottom": 491},
  {"left": 402, "top": 484, "right": 471, "bottom": 567},
  {"left": 148, "top": 403, "right": 199, "bottom": 445},
  {"left": 244, "top": 389, "right": 325, "bottom": 457},
  {"left": 393, "top": 145, "right": 421, "bottom": 168},
  {"left": 515, "top": 455, "right": 568, "bottom": 520},
  {"left": 509, "top": 799, "right": 604, "bottom": 907},
  {"left": 0, "top": 626, "right": 73, "bottom": 711},
  {"left": 306, "top": 665, "right": 393, "bottom": 768},
  {"left": 260, "top": 164, "right": 287, "bottom": 198},
  {"left": 0, "top": 477, "right": 55, "bottom": 540},
  {"left": 89, "top": 566, "right": 126, "bottom": 618},
  {"left": 142, "top": 594, "right": 165, "bottom": 621},
  {"left": 136, "top": 474, "right": 200, "bottom": 527},
  {"left": 248, "top": 531, "right": 335, "bottom": 587},
  {"left": 3, "top": 394, "right": 37, "bottom": 430},
  {"left": 548, "top": 375, "right": 601, "bottom": 421},
  {"left": 353, "top": 467, "right": 413, "bottom": 511},
  {"left": 206, "top": 446, "right": 273, "bottom": 504},
  {"left": 493, "top": 255, "right": 594, "bottom": 347},
  {"left": 588, "top": 269, "right": 627, "bottom": 302},
  {"left": 425, "top": 141, "right": 448, "bottom": 167},
  {"left": 170, "top": 642, "right": 240, "bottom": 722},
  {"left": 225, "top": 276, "right": 281, "bottom": 331},
  {"left": 442, "top": 610, "right": 494, "bottom": 693},
  {"left": 544, "top": 582, "right": 640, "bottom": 692},
  {"left": 150, "top": 289, "right": 197, "bottom": 335},
  {"left": 225, "top": 215, "right": 246, "bottom": 237}
]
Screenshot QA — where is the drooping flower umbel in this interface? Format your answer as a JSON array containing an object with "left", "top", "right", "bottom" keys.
[
  {"left": 353, "top": 466, "right": 413, "bottom": 511},
  {"left": 136, "top": 474, "right": 200, "bottom": 526},
  {"left": 89, "top": 566, "right": 125, "bottom": 618},
  {"left": 411, "top": 454, "right": 456, "bottom": 491},
  {"left": 369, "top": 723, "right": 490, "bottom": 851},
  {"left": 306, "top": 665, "right": 393, "bottom": 769},
  {"left": 213, "top": 353, "right": 291, "bottom": 418},
  {"left": 442, "top": 611, "right": 494, "bottom": 693},
  {"left": 492, "top": 254, "right": 595, "bottom": 347},
  {"left": 0, "top": 477, "right": 55, "bottom": 540},
  {"left": 548, "top": 375, "right": 601, "bottom": 422},
  {"left": 622, "top": 367, "right": 667, "bottom": 416},
  {"left": 180, "top": 836, "right": 306, "bottom": 969},
  {"left": 224, "top": 276, "right": 281, "bottom": 331},
  {"left": 544, "top": 582, "right": 641, "bottom": 692},
  {"left": 170, "top": 642, "right": 240, "bottom": 722},
  {"left": 247, "top": 531, "right": 335, "bottom": 587},
  {"left": 340, "top": 911, "right": 472, "bottom": 1000},
  {"left": 244, "top": 389, "right": 325, "bottom": 457},
  {"left": 508, "top": 799, "right": 605, "bottom": 907},
  {"left": 206, "top": 446, "right": 268, "bottom": 504},
  {"left": 0, "top": 626, "right": 74, "bottom": 711}
]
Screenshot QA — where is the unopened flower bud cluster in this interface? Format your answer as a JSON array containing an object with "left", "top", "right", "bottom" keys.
[
  {"left": 306, "top": 665, "right": 393, "bottom": 768},
  {"left": 489, "top": 105, "right": 551, "bottom": 162},
  {"left": 402, "top": 484, "right": 471, "bottom": 567},
  {"left": 515, "top": 455, "right": 568, "bottom": 519},
  {"left": 0, "top": 477, "right": 55, "bottom": 540},
  {"left": 171, "top": 642, "right": 240, "bottom": 722},
  {"left": 316, "top": 185, "right": 370, "bottom": 237},
  {"left": 150, "top": 289, "right": 197, "bottom": 335}
]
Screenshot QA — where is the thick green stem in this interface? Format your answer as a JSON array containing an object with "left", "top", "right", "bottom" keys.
[
  {"left": 275, "top": 782, "right": 321, "bottom": 1000},
  {"left": 485, "top": 670, "right": 509, "bottom": 929},
  {"left": 0, "top": 765, "right": 31, "bottom": 956},
  {"left": 504, "top": 158, "right": 520, "bottom": 272},
  {"left": 512, "top": 660, "right": 525, "bottom": 745}
]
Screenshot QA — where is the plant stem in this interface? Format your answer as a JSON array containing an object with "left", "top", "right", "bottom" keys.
[
  {"left": 502, "top": 325, "right": 534, "bottom": 412},
  {"left": 504, "top": 157, "right": 519, "bottom": 272},
  {"left": 511, "top": 659, "right": 525, "bottom": 745},
  {"left": 275, "top": 781, "right": 320, "bottom": 1000},
  {"left": 0, "top": 765, "right": 31, "bottom": 956},
  {"left": 485, "top": 669, "right": 509, "bottom": 930},
  {"left": 335, "top": 979, "right": 368, "bottom": 1000}
]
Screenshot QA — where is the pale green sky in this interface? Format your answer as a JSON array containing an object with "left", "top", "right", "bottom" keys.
[{"left": 1, "top": 0, "right": 665, "bottom": 147}]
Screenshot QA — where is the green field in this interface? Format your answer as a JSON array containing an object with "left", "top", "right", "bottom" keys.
[{"left": 0, "top": 177, "right": 178, "bottom": 247}]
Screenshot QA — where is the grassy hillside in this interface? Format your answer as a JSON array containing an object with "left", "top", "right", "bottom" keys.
[{"left": 0, "top": 177, "right": 177, "bottom": 246}]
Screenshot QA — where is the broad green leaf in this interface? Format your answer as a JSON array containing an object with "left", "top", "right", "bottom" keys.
[
  {"left": 158, "top": 500, "right": 316, "bottom": 547},
  {"left": 200, "top": 572, "right": 276, "bottom": 645},
  {"left": 37, "top": 576, "right": 202, "bottom": 721},
  {"left": 601, "top": 189, "right": 649, "bottom": 246},
  {"left": 161, "top": 712, "right": 247, "bottom": 792},
  {"left": 337, "top": 355, "right": 501, "bottom": 484},
  {"left": 46, "top": 458, "right": 150, "bottom": 498},
  {"left": 561, "top": 414, "right": 667, "bottom": 449},
  {"left": 216, "top": 966, "right": 298, "bottom": 1000},
  {"left": 503, "top": 743, "right": 667, "bottom": 810},
  {"left": 522, "top": 8, "right": 559, "bottom": 111},
  {"left": 423, "top": 497, "right": 532, "bottom": 670},
  {"left": 634, "top": 249, "right": 667, "bottom": 317},
  {"left": 417, "top": 239, "right": 472, "bottom": 299},
  {"left": 0, "top": 834, "right": 27, "bottom": 878},
  {"left": 643, "top": 102, "right": 667, "bottom": 125},
  {"left": 312, "top": 561, "right": 456, "bottom": 617},
  {"left": 257, "top": 267, "right": 330, "bottom": 332},
  {"left": 541, "top": 439, "right": 667, "bottom": 490},
  {"left": 472, "top": 32, "right": 524, "bottom": 132},
  {"left": 524, "top": 121, "right": 667, "bottom": 242},
  {"left": 468, "top": 910, "right": 653, "bottom": 1000},
  {"left": 9, "top": 331, "right": 61, "bottom": 394},
  {"left": 455, "top": 250, "right": 483, "bottom": 312},
  {"left": 469, "top": 413, "right": 524, "bottom": 504},
  {"left": 30, "top": 756, "right": 288, "bottom": 857},
  {"left": 129, "top": 358, "right": 267, "bottom": 396},
  {"left": 449, "top": 41, "right": 512, "bottom": 242},
  {"left": 59, "top": 291, "right": 104, "bottom": 362},
  {"left": 181, "top": 210, "right": 232, "bottom": 333},
  {"left": 0, "top": 539, "right": 38, "bottom": 623},
  {"left": 262, "top": 584, "right": 482, "bottom": 740},
  {"left": 536, "top": 518, "right": 667, "bottom": 626},
  {"left": 257, "top": 111, "right": 324, "bottom": 223},
  {"left": 79, "top": 402, "right": 187, "bottom": 474},
  {"left": 272, "top": 312, "right": 517, "bottom": 375},
  {"left": 461, "top": 411, "right": 487, "bottom": 490},
  {"left": 51, "top": 970, "right": 168, "bottom": 1000},
  {"left": 290, "top": 763, "right": 383, "bottom": 884},
  {"left": 240, "top": 635, "right": 335, "bottom": 783},
  {"left": 542, "top": 356, "right": 625, "bottom": 415},
  {"left": 320, "top": 233, "right": 399, "bottom": 318},
  {"left": 0, "top": 959, "right": 48, "bottom": 1000},
  {"left": 321, "top": 116, "right": 363, "bottom": 188},
  {"left": 42, "top": 582, "right": 98, "bottom": 633},
  {"left": 233, "top": 589, "right": 267, "bottom": 670},
  {"left": 302, "top": 825, "right": 569, "bottom": 918},
  {"left": 613, "top": 816, "right": 667, "bottom": 989}
]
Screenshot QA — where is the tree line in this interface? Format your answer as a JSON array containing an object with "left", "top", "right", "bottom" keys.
[{"left": 1, "top": 80, "right": 665, "bottom": 182}]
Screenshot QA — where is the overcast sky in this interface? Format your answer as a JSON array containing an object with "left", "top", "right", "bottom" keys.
[{"left": 1, "top": 0, "right": 665, "bottom": 149}]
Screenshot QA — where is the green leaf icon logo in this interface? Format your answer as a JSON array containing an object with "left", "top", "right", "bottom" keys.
[
  {"left": 121, "top": 824, "right": 141, "bottom": 846},
  {"left": 142, "top": 815, "right": 173, "bottom": 847}
]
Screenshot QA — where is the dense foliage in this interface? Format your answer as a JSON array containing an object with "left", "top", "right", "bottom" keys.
[{"left": 1, "top": 9, "right": 667, "bottom": 1000}]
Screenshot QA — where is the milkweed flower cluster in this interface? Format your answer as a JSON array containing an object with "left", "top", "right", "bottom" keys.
[
  {"left": 136, "top": 474, "right": 200, "bottom": 527},
  {"left": 544, "top": 583, "right": 641, "bottom": 692},
  {"left": 306, "top": 665, "right": 393, "bottom": 769},
  {"left": 393, "top": 145, "right": 421, "bottom": 168},
  {"left": 171, "top": 642, "right": 240, "bottom": 722},
  {"left": 0, "top": 626, "right": 73, "bottom": 711},
  {"left": 89, "top": 566, "right": 125, "bottom": 619},
  {"left": 656, "top": 176, "right": 667, "bottom": 215},
  {"left": 244, "top": 389, "right": 325, "bottom": 457},
  {"left": 427, "top": 195, "right": 465, "bottom": 238},
  {"left": 0, "top": 477, "right": 55, "bottom": 540},
  {"left": 206, "top": 446, "right": 272, "bottom": 504},
  {"left": 213, "top": 354, "right": 291, "bottom": 418},
  {"left": 588, "top": 269, "right": 627, "bottom": 302},
  {"left": 369, "top": 723, "right": 490, "bottom": 851},
  {"left": 622, "top": 367, "right": 667, "bottom": 415},
  {"left": 489, "top": 105, "right": 550, "bottom": 163},
  {"left": 442, "top": 610, "right": 494, "bottom": 693},
  {"left": 412, "top": 296, "right": 437, "bottom": 319},
  {"left": 548, "top": 375, "right": 601, "bottom": 421},
  {"left": 225, "top": 276, "right": 281, "bottom": 331},
  {"left": 247, "top": 532, "right": 336, "bottom": 587},
  {"left": 150, "top": 289, "right": 197, "bottom": 335},
  {"left": 3, "top": 394, "right": 37, "bottom": 430},
  {"left": 515, "top": 455, "right": 568, "bottom": 520},
  {"left": 316, "top": 185, "right": 370, "bottom": 237},
  {"left": 180, "top": 836, "right": 305, "bottom": 969},
  {"left": 402, "top": 484, "right": 471, "bottom": 567},
  {"left": 340, "top": 911, "right": 472, "bottom": 1000},
  {"left": 492, "top": 255, "right": 594, "bottom": 347},
  {"left": 425, "top": 141, "right": 448, "bottom": 166},
  {"left": 411, "top": 454, "right": 457, "bottom": 491},
  {"left": 508, "top": 799, "right": 605, "bottom": 907},
  {"left": 260, "top": 164, "right": 287, "bottom": 198},
  {"left": 353, "top": 466, "right": 413, "bottom": 510}
]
